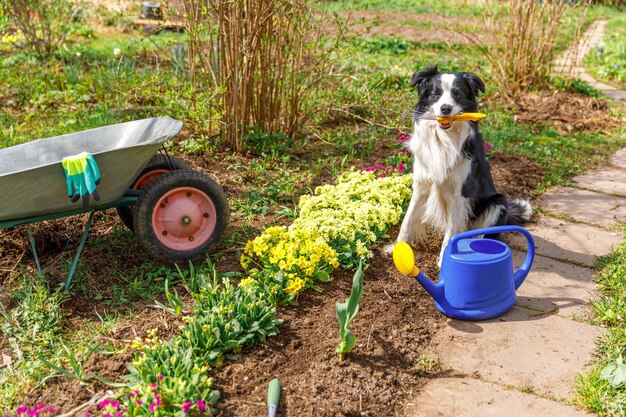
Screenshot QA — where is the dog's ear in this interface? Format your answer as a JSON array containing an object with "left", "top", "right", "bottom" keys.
[
  {"left": 410, "top": 65, "right": 439, "bottom": 89},
  {"left": 460, "top": 72, "right": 486, "bottom": 96}
]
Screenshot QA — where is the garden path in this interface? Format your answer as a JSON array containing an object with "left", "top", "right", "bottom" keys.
[
  {"left": 403, "top": 21, "right": 626, "bottom": 416},
  {"left": 554, "top": 19, "right": 626, "bottom": 101},
  {"left": 403, "top": 140, "right": 626, "bottom": 417}
]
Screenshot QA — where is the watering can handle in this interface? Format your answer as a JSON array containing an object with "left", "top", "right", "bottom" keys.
[{"left": 448, "top": 225, "right": 535, "bottom": 290}]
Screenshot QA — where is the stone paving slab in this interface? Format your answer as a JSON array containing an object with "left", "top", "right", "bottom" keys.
[
  {"left": 507, "top": 216, "right": 621, "bottom": 266},
  {"left": 573, "top": 167, "right": 626, "bottom": 197},
  {"left": 513, "top": 252, "right": 596, "bottom": 320},
  {"left": 405, "top": 378, "right": 594, "bottom": 417},
  {"left": 540, "top": 187, "right": 626, "bottom": 227},
  {"left": 603, "top": 89, "right": 626, "bottom": 100},
  {"left": 427, "top": 306, "right": 602, "bottom": 401},
  {"left": 611, "top": 148, "right": 626, "bottom": 169}
]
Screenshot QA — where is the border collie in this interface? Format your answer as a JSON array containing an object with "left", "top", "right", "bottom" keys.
[{"left": 386, "top": 66, "right": 531, "bottom": 264}]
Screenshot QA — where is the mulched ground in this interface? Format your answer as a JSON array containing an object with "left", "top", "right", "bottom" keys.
[{"left": 512, "top": 91, "right": 621, "bottom": 135}]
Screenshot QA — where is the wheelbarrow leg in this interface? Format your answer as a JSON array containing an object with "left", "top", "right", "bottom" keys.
[
  {"left": 26, "top": 226, "right": 44, "bottom": 277},
  {"left": 65, "top": 211, "right": 95, "bottom": 291}
]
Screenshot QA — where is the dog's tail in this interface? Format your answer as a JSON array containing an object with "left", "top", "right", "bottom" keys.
[{"left": 506, "top": 199, "right": 532, "bottom": 225}]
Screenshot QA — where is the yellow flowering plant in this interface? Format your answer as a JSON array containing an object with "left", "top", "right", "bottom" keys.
[
  {"left": 238, "top": 269, "right": 297, "bottom": 306},
  {"left": 293, "top": 170, "right": 413, "bottom": 269},
  {"left": 239, "top": 169, "right": 412, "bottom": 304},
  {"left": 240, "top": 226, "right": 340, "bottom": 304}
]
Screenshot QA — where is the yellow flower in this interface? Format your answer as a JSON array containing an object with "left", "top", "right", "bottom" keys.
[
  {"left": 239, "top": 277, "right": 256, "bottom": 290},
  {"left": 1, "top": 34, "right": 18, "bottom": 45},
  {"left": 285, "top": 277, "right": 306, "bottom": 295}
]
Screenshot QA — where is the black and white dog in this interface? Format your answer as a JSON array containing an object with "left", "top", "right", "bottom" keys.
[{"left": 386, "top": 66, "right": 531, "bottom": 264}]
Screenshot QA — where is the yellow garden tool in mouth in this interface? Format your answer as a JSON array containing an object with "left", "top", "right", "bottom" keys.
[{"left": 416, "top": 112, "right": 487, "bottom": 129}]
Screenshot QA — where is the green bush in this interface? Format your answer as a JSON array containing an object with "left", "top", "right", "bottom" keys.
[{"left": 1, "top": 0, "right": 87, "bottom": 60}]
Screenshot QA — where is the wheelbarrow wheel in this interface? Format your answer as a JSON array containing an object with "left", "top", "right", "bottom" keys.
[
  {"left": 117, "top": 154, "right": 191, "bottom": 231},
  {"left": 133, "top": 170, "right": 230, "bottom": 261}
]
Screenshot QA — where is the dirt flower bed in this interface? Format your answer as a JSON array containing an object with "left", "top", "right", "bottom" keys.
[{"left": 0, "top": 138, "right": 545, "bottom": 416}]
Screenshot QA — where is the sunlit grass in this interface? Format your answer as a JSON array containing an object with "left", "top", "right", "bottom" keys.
[{"left": 576, "top": 229, "right": 626, "bottom": 417}]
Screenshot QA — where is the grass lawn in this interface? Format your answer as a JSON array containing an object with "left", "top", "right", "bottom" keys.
[{"left": 577, "top": 233, "right": 626, "bottom": 416}]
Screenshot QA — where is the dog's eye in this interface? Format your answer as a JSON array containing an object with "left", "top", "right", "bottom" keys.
[
  {"left": 433, "top": 89, "right": 442, "bottom": 97},
  {"left": 452, "top": 89, "right": 463, "bottom": 99}
]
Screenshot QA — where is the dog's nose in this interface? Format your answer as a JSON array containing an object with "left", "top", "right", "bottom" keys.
[{"left": 440, "top": 104, "right": 453, "bottom": 115}]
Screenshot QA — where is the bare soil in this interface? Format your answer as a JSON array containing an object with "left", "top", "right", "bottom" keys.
[{"left": 2, "top": 140, "right": 546, "bottom": 415}]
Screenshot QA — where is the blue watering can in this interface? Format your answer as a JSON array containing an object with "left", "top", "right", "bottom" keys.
[{"left": 393, "top": 225, "right": 535, "bottom": 320}]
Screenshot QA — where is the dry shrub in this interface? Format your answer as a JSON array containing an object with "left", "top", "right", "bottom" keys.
[
  {"left": 169, "top": 0, "right": 335, "bottom": 152},
  {"left": 463, "top": 0, "right": 585, "bottom": 102}
]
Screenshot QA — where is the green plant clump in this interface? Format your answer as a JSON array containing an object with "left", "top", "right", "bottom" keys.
[
  {"left": 576, "top": 231, "right": 626, "bottom": 416},
  {"left": 122, "top": 262, "right": 282, "bottom": 415}
]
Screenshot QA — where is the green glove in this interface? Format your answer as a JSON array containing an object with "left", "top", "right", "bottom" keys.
[{"left": 62, "top": 152, "right": 101, "bottom": 207}]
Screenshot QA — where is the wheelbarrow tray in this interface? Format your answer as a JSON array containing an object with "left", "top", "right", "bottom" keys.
[{"left": 0, "top": 117, "right": 182, "bottom": 222}]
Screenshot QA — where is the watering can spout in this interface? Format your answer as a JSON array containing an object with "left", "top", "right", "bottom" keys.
[
  {"left": 414, "top": 271, "right": 445, "bottom": 301},
  {"left": 392, "top": 242, "right": 444, "bottom": 300}
]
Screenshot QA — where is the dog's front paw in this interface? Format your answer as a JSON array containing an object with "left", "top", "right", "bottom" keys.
[{"left": 382, "top": 243, "right": 396, "bottom": 255}]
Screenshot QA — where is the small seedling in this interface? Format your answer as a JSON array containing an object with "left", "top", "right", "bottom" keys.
[
  {"left": 335, "top": 261, "right": 364, "bottom": 362},
  {"left": 38, "top": 342, "right": 125, "bottom": 387},
  {"left": 154, "top": 279, "right": 185, "bottom": 316}
]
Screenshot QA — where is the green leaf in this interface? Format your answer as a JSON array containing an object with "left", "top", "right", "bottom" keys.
[
  {"left": 336, "top": 330, "right": 356, "bottom": 354},
  {"left": 335, "top": 300, "right": 349, "bottom": 339},
  {"left": 335, "top": 262, "right": 365, "bottom": 360},
  {"left": 91, "top": 375, "right": 128, "bottom": 388},
  {"left": 346, "top": 263, "right": 364, "bottom": 322},
  {"left": 601, "top": 356, "right": 626, "bottom": 388},
  {"left": 314, "top": 270, "right": 330, "bottom": 282},
  {"left": 311, "top": 285, "right": 324, "bottom": 293},
  {"left": 38, "top": 354, "right": 80, "bottom": 380}
]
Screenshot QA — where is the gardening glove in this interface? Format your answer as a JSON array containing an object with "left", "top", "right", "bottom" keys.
[{"left": 62, "top": 152, "right": 101, "bottom": 207}]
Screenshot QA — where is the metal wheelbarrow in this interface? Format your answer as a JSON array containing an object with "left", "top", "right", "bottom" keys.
[{"left": 0, "top": 116, "right": 229, "bottom": 290}]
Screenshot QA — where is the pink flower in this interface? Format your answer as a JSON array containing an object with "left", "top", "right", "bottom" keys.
[
  {"left": 16, "top": 407, "right": 28, "bottom": 415},
  {"left": 196, "top": 400, "right": 206, "bottom": 415},
  {"left": 396, "top": 132, "right": 410, "bottom": 142},
  {"left": 182, "top": 401, "right": 193, "bottom": 414},
  {"left": 157, "top": 375, "right": 163, "bottom": 382},
  {"left": 83, "top": 414, "right": 92, "bottom": 417},
  {"left": 136, "top": 400, "right": 143, "bottom": 406},
  {"left": 483, "top": 141, "right": 491, "bottom": 153},
  {"left": 99, "top": 400, "right": 121, "bottom": 410},
  {"left": 149, "top": 392, "right": 162, "bottom": 413}
]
